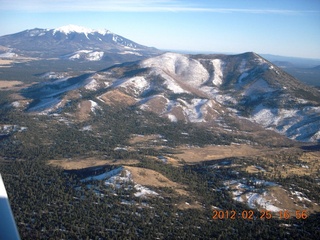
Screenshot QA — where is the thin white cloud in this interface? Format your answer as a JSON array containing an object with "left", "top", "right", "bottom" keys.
[{"left": 0, "top": 0, "right": 318, "bottom": 15}]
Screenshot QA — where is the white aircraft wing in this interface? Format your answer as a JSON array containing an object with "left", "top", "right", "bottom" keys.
[{"left": 0, "top": 174, "right": 21, "bottom": 240}]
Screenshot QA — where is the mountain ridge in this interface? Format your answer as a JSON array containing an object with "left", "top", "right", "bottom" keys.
[
  {"left": 16, "top": 51, "right": 320, "bottom": 142},
  {"left": 0, "top": 25, "right": 161, "bottom": 60}
]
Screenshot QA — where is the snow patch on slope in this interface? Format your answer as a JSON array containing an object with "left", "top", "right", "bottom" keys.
[
  {"left": 224, "top": 179, "right": 281, "bottom": 212},
  {"left": 118, "top": 51, "right": 142, "bottom": 56},
  {"left": 89, "top": 100, "right": 100, "bottom": 112},
  {"left": 0, "top": 52, "right": 18, "bottom": 58},
  {"left": 86, "top": 51, "right": 104, "bottom": 61},
  {"left": 65, "top": 50, "right": 104, "bottom": 61},
  {"left": 11, "top": 101, "right": 21, "bottom": 108},
  {"left": 246, "top": 192, "right": 281, "bottom": 212},
  {"left": 167, "top": 114, "right": 178, "bottom": 122},
  {"left": 105, "top": 169, "right": 132, "bottom": 189},
  {"left": 251, "top": 104, "right": 320, "bottom": 141},
  {"left": 214, "top": 94, "right": 237, "bottom": 105},
  {"left": 81, "top": 167, "right": 158, "bottom": 198},
  {"left": 244, "top": 79, "right": 275, "bottom": 96},
  {"left": 238, "top": 72, "right": 249, "bottom": 84},
  {"left": 156, "top": 98, "right": 217, "bottom": 123},
  {"left": 239, "top": 59, "right": 248, "bottom": 72},
  {"left": 252, "top": 105, "right": 291, "bottom": 128},
  {"left": 134, "top": 184, "right": 158, "bottom": 197},
  {"left": 253, "top": 53, "right": 267, "bottom": 64},
  {"left": 120, "top": 76, "right": 150, "bottom": 96},
  {"left": 178, "top": 98, "right": 209, "bottom": 122},
  {"left": 84, "top": 78, "right": 99, "bottom": 90},
  {"left": 165, "top": 77, "right": 187, "bottom": 93},
  {"left": 141, "top": 53, "right": 209, "bottom": 87},
  {"left": 211, "top": 59, "right": 224, "bottom": 86},
  {"left": 81, "top": 167, "right": 124, "bottom": 182},
  {"left": 39, "top": 72, "right": 67, "bottom": 80},
  {"left": 27, "top": 97, "right": 62, "bottom": 113}
]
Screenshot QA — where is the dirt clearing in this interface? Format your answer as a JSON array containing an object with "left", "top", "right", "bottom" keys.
[
  {"left": 99, "top": 89, "right": 136, "bottom": 107},
  {"left": 0, "top": 80, "right": 24, "bottom": 90},
  {"left": 48, "top": 158, "right": 139, "bottom": 170},
  {"left": 125, "top": 166, "right": 188, "bottom": 196},
  {"left": 0, "top": 59, "right": 14, "bottom": 65},
  {"left": 76, "top": 100, "right": 92, "bottom": 121},
  {"left": 173, "top": 144, "right": 266, "bottom": 163}
]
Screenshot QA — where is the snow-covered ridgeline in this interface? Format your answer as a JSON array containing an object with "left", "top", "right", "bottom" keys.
[
  {"left": 53, "top": 24, "right": 110, "bottom": 36},
  {"left": 141, "top": 53, "right": 209, "bottom": 87},
  {"left": 112, "top": 35, "right": 137, "bottom": 48}
]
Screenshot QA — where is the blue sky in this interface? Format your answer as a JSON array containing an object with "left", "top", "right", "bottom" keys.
[{"left": 0, "top": 0, "right": 319, "bottom": 58}]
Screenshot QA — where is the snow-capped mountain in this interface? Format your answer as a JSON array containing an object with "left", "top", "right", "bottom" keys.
[
  {"left": 19, "top": 52, "right": 320, "bottom": 142},
  {"left": 52, "top": 25, "right": 111, "bottom": 36},
  {"left": 0, "top": 25, "right": 161, "bottom": 60}
]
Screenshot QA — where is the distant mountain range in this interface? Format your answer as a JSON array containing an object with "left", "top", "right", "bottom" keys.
[
  {"left": 260, "top": 54, "right": 320, "bottom": 68},
  {"left": 0, "top": 24, "right": 161, "bottom": 61},
  {"left": 19, "top": 52, "right": 320, "bottom": 142}
]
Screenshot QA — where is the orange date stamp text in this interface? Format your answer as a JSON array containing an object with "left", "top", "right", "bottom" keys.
[{"left": 212, "top": 209, "right": 308, "bottom": 220}]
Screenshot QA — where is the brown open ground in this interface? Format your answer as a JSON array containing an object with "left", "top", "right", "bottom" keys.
[
  {"left": 99, "top": 89, "right": 136, "bottom": 107},
  {"left": 9, "top": 93, "right": 26, "bottom": 100},
  {"left": 48, "top": 158, "right": 189, "bottom": 199},
  {"left": 246, "top": 165, "right": 266, "bottom": 173},
  {"left": 129, "top": 135, "right": 285, "bottom": 164},
  {"left": 125, "top": 166, "right": 187, "bottom": 195},
  {"left": 173, "top": 144, "right": 269, "bottom": 163},
  {"left": 149, "top": 156, "right": 183, "bottom": 166},
  {"left": 176, "top": 201, "right": 203, "bottom": 210},
  {"left": 0, "top": 80, "right": 24, "bottom": 89},
  {"left": 129, "top": 134, "right": 162, "bottom": 145},
  {"left": 0, "top": 59, "right": 14, "bottom": 65},
  {"left": 282, "top": 151, "right": 320, "bottom": 177},
  {"left": 0, "top": 57, "right": 38, "bottom": 66},
  {"left": 124, "top": 166, "right": 201, "bottom": 209},
  {"left": 269, "top": 187, "right": 320, "bottom": 213},
  {"left": 76, "top": 100, "right": 92, "bottom": 121},
  {"left": 48, "top": 158, "right": 139, "bottom": 170}
]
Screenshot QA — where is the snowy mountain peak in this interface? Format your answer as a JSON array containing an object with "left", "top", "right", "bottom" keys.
[{"left": 52, "top": 24, "right": 111, "bottom": 36}]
